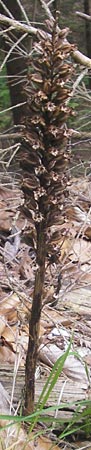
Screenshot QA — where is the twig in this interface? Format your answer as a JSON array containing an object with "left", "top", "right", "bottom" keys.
[
  {"left": 0, "top": 13, "right": 38, "bottom": 35},
  {"left": 0, "top": 133, "right": 23, "bottom": 139},
  {"left": 0, "top": 8, "right": 91, "bottom": 67},
  {"left": 1, "top": 130, "right": 91, "bottom": 140},
  {"left": 0, "top": 101, "right": 26, "bottom": 114},
  {"left": 48, "top": 0, "right": 55, "bottom": 6},
  {"left": 76, "top": 11, "right": 91, "bottom": 21},
  {"left": 39, "top": 0, "right": 54, "bottom": 23},
  {"left": 6, "top": 144, "right": 21, "bottom": 168},
  {"left": 0, "top": 25, "right": 14, "bottom": 35},
  {"left": 0, "top": 32, "right": 28, "bottom": 72},
  {"left": 67, "top": 68, "right": 88, "bottom": 104},
  {"left": 0, "top": 142, "right": 20, "bottom": 153},
  {"left": 73, "top": 50, "right": 91, "bottom": 67},
  {"left": 30, "top": 0, "right": 38, "bottom": 50},
  {"left": 5, "top": 32, "right": 28, "bottom": 57},
  {"left": 0, "top": 0, "right": 14, "bottom": 19},
  {"left": 39, "top": 0, "right": 91, "bottom": 68},
  {"left": 16, "top": 0, "right": 30, "bottom": 25}
]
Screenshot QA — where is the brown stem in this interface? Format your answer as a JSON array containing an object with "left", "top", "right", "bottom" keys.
[{"left": 24, "top": 220, "right": 46, "bottom": 414}]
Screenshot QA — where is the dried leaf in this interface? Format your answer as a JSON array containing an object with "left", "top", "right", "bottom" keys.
[
  {"left": 69, "top": 239, "right": 91, "bottom": 264},
  {"left": 39, "top": 343, "right": 88, "bottom": 384}
]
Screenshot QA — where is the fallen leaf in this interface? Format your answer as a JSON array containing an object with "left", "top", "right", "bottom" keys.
[
  {"left": 39, "top": 343, "right": 89, "bottom": 383},
  {"left": 69, "top": 239, "right": 91, "bottom": 264}
]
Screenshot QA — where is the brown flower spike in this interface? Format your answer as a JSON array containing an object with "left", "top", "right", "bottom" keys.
[{"left": 20, "top": 20, "right": 74, "bottom": 413}]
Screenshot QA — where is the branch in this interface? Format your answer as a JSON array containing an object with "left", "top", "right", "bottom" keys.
[
  {"left": 39, "top": 0, "right": 91, "bottom": 68},
  {"left": 0, "top": 133, "right": 23, "bottom": 139},
  {"left": 76, "top": 11, "right": 91, "bottom": 21},
  {"left": 0, "top": 7, "right": 91, "bottom": 68},
  {"left": 1, "top": 130, "right": 91, "bottom": 141},
  {"left": 67, "top": 68, "right": 88, "bottom": 104},
  {"left": 0, "top": 32, "right": 28, "bottom": 72},
  {"left": 39, "top": 0, "right": 54, "bottom": 22},
  {"left": 71, "top": 130, "right": 91, "bottom": 139},
  {"left": 0, "top": 102, "right": 26, "bottom": 115},
  {"left": 0, "top": 13, "right": 38, "bottom": 35},
  {"left": 72, "top": 50, "right": 91, "bottom": 67},
  {"left": 16, "top": 0, "right": 30, "bottom": 25}
]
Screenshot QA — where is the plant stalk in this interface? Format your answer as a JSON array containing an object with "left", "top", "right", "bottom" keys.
[{"left": 25, "top": 219, "right": 46, "bottom": 413}]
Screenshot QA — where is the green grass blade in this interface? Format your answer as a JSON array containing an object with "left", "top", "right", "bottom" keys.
[{"left": 37, "top": 338, "right": 72, "bottom": 409}]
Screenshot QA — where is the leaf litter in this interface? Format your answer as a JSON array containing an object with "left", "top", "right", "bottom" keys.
[{"left": 0, "top": 173, "right": 91, "bottom": 447}]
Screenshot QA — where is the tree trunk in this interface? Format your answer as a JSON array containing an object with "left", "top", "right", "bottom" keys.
[{"left": 0, "top": 0, "right": 28, "bottom": 125}]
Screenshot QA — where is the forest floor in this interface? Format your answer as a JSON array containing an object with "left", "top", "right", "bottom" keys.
[{"left": 0, "top": 143, "right": 91, "bottom": 449}]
